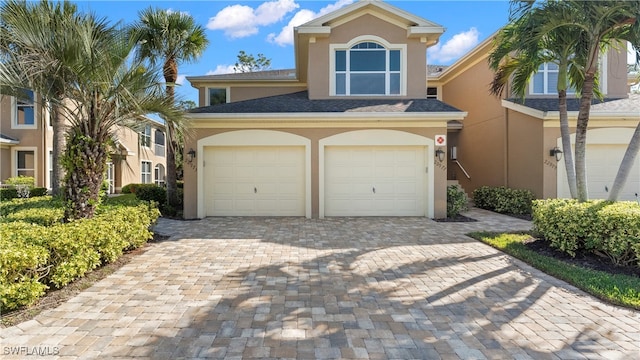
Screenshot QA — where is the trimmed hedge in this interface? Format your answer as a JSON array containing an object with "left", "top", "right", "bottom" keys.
[
  {"left": 135, "top": 184, "right": 166, "bottom": 207},
  {"left": 447, "top": 185, "right": 468, "bottom": 218},
  {"left": 532, "top": 199, "right": 640, "bottom": 267},
  {"left": 0, "top": 197, "right": 160, "bottom": 311},
  {"left": 473, "top": 186, "right": 535, "bottom": 215},
  {"left": 0, "top": 187, "right": 47, "bottom": 200}
]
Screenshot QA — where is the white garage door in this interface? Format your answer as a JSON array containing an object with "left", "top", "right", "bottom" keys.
[
  {"left": 204, "top": 146, "right": 305, "bottom": 216},
  {"left": 558, "top": 144, "right": 640, "bottom": 201},
  {"left": 325, "top": 146, "right": 426, "bottom": 216}
]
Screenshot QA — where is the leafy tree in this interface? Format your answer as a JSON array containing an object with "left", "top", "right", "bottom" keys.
[
  {"left": 233, "top": 50, "right": 271, "bottom": 73},
  {"left": 0, "top": 0, "right": 85, "bottom": 195},
  {"left": 131, "top": 7, "right": 209, "bottom": 214}
]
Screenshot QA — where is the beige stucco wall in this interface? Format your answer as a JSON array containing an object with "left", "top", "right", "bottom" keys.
[
  {"left": 183, "top": 126, "right": 448, "bottom": 219},
  {"left": 0, "top": 95, "right": 50, "bottom": 187},
  {"left": 506, "top": 110, "right": 544, "bottom": 197},
  {"left": 606, "top": 45, "right": 630, "bottom": 98},
  {"left": 112, "top": 125, "right": 167, "bottom": 190},
  {"left": 307, "top": 14, "right": 428, "bottom": 100},
  {"left": 441, "top": 56, "right": 507, "bottom": 195}
]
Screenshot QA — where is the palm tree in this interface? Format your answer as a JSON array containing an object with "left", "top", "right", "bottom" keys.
[
  {"left": 0, "top": 0, "right": 85, "bottom": 195},
  {"left": 489, "top": 2, "right": 588, "bottom": 198},
  {"left": 491, "top": 0, "right": 640, "bottom": 202},
  {"left": 60, "top": 19, "right": 183, "bottom": 220},
  {"left": 131, "top": 7, "right": 209, "bottom": 214}
]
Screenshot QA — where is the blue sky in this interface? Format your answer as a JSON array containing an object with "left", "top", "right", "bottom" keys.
[{"left": 72, "top": 0, "right": 635, "bottom": 103}]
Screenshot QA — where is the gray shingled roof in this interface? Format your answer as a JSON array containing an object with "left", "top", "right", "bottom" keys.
[
  {"left": 187, "top": 69, "right": 297, "bottom": 82},
  {"left": 0, "top": 133, "right": 19, "bottom": 143},
  {"left": 505, "top": 97, "right": 624, "bottom": 112},
  {"left": 190, "top": 91, "right": 462, "bottom": 114}
]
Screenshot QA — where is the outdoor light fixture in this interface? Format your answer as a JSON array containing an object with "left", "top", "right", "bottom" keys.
[
  {"left": 550, "top": 147, "right": 563, "bottom": 162},
  {"left": 187, "top": 148, "right": 196, "bottom": 163},
  {"left": 435, "top": 148, "right": 445, "bottom": 162}
]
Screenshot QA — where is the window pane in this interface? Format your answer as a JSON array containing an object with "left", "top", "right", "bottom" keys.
[
  {"left": 350, "top": 73, "right": 385, "bottom": 95},
  {"left": 350, "top": 50, "right": 385, "bottom": 71},
  {"left": 390, "top": 74, "right": 400, "bottom": 95},
  {"left": 208, "top": 88, "right": 226, "bottom": 106},
  {"left": 336, "top": 73, "right": 346, "bottom": 95},
  {"left": 18, "top": 151, "right": 34, "bottom": 169},
  {"left": 547, "top": 62, "right": 558, "bottom": 70},
  {"left": 336, "top": 50, "right": 346, "bottom": 72},
  {"left": 155, "top": 130, "right": 165, "bottom": 146},
  {"left": 547, "top": 71, "right": 559, "bottom": 93},
  {"left": 532, "top": 73, "right": 544, "bottom": 93},
  {"left": 390, "top": 50, "right": 400, "bottom": 71},
  {"left": 18, "top": 107, "right": 35, "bottom": 125}
]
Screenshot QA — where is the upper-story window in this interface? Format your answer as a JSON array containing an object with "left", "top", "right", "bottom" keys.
[
  {"left": 12, "top": 90, "right": 36, "bottom": 128},
  {"left": 530, "top": 63, "right": 576, "bottom": 95},
  {"left": 332, "top": 38, "right": 405, "bottom": 96},
  {"left": 207, "top": 88, "right": 227, "bottom": 106},
  {"left": 139, "top": 125, "right": 151, "bottom": 147}
]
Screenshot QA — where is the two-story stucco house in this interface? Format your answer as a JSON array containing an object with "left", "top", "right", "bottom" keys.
[
  {"left": 435, "top": 36, "right": 639, "bottom": 202},
  {"left": 183, "top": 0, "right": 638, "bottom": 220},
  {"left": 0, "top": 92, "right": 168, "bottom": 193}
]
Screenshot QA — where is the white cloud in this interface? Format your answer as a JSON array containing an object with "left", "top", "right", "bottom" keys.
[
  {"left": 428, "top": 28, "right": 480, "bottom": 64},
  {"left": 207, "top": 65, "right": 236, "bottom": 75},
  {"left": 267, "top": 0, "right": 354, "bottom": 46},
  {"left": 207, "top": 0, "right": 298, "bottom": 39},
  {"left": 176, "top": 75, "right": 187, "bottom": 85}
]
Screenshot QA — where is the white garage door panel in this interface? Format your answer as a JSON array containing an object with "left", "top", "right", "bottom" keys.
[
  {"left": 325, "top": 146, "right": 426, "bottom": 216},
  {"left": 558, "top": 144, "right": 640, "bottom": 201},
  {"left": 204, "top": 146, "right": 305, "bottom": 216}
]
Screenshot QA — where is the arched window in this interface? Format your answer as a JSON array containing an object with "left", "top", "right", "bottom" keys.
[{"left": 334, "top": 41, "right": 401, "bottom": 96}]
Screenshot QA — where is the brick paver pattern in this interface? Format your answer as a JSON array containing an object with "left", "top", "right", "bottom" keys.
[{"left": 1, "top": 208, "right": 639, "bottom": 359}]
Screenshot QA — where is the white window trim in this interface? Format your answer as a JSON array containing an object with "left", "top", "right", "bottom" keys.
[
  {"left": 47, "top": 148, "right": 53, "bottom": 190},
  {"left": 140, "top": 125, "right": 151, "bottom": 148},
  {"left": 205, "top": 87, "right": 230, "bottom": 106},
  {"left": 330, "top": 35, "right": 407, "bottom": 97},
  {"left": 12, "top": 146, "right": 38, "bottom": 180},
  {"left": 11, "top": 94, "right": 37, "bottom": 129},
  {"left": 530, "top": 52, "right": 608, "bottom": 95},
  {"left": 141, "top": 160, "right": 152, "bottom": 184}
]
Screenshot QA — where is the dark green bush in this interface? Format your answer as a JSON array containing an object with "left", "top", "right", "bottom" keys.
[
  {"left": 533, "top": 199, "right": 640, "bottom": 267},
  {"left": 473, "top": 186, "right": 535, "bottom": 215},
  {"left": 29, "top": 187, "right": 48, "bottom": 197},
  {"left": 121, "top": 183, "right": 137, "bottom": 194},
  {"left": 135, "top": 184, "right": 166, "bottom": 206},
  {"left": 447, "top": 185, "right": 468, "bottom": 218},
  {"left": 0, "top": 188, "right": 18, "bottom": 201},
  {"left": 0, "top": 198, "right": 160, "bottom": 311}
]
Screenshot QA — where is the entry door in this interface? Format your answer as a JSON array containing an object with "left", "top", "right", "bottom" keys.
[
  {"left": 204, "top": 146, "right": 305, "bottom": 216},
  {"left": 324, "top": 146, "right": 426, "bottom": 216}
]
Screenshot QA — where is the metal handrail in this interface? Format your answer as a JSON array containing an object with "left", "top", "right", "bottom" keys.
[{"left": 454, "top": 160, "right": 471, "bottom": 179}]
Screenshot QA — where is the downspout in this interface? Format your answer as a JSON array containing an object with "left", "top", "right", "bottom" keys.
[{"left": 503, "top": 80, "right": 509, "bottom": 187}]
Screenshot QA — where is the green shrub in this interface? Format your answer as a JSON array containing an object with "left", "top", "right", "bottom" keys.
[
  {"left": 30, "top": 187, "right": 48, "bottom": 197},
  {"left": 0, "top": 187, "right": 18, "bottom": 201},
  {"left": 135, "top": 184, "right": 166, "bottom": 206},
  {"left": 0, "top": 197, "right": 160, "bottom": 311},
  {"left": 4, "top": 175, "right": 35, "bottom": 188},
  {"left": 533, "top": 199, "right": 640, "bottom": 267},
  {"left": 121, "top": 183, "right": 139, "bottom": 194},
  {"left": 447, "top": 185, "right": 468, "bottom": 218},
  {"left": 473, "top": 186, "right": 535, "bottom": 215}
]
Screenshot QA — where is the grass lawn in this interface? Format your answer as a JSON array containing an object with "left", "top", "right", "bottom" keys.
[{"left": 468, "top": 231, "right": 640, "bottom": 310}]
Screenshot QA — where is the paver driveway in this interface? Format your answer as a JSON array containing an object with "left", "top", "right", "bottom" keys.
[{"left": 2, "top": 208, "right": 639, "bottom": 359}]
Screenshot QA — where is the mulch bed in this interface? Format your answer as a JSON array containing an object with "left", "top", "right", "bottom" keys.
[
  {"left": 434, "top": 214, "right": 478, "bottom": 222},
  {"left": 522, "top": 236, "right": 640, "bottom": 278}
]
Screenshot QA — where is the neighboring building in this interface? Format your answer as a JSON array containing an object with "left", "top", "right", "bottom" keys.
[
  {"left": 0, "top": 93, "right": 167, "bottom": 193},
  {"left": 437, "top": 36, "right": 639, "bottom": 201},
  {"left": 184, "top": 0, "right": 638, "bottom": 219}
]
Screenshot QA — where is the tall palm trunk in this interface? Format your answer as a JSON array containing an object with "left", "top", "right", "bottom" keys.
[
  {"left": 51, "top": 101, "right": 66, "bottom": 196},
  {"left": 557, "top": 89, "right": 578, "bottom": 198},
  {"left": 163, "top": 58, "right": 179, "bottom": 211},
  {"left": 574, "top": 71, "right": 597, "bottom": 202},
  {"left": 63, "top": 129, "right": 107, "bottom": 220},
  {"left": 608, "top": 123, "right": 640, "bottom": 201}
]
